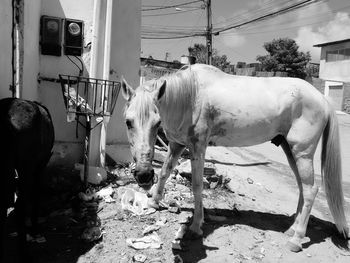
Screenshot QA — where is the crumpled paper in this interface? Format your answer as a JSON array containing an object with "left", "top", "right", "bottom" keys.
[
  {"left": 126, "top": 233, "right": 162, "bottom": 250},
  {"left": 121, "top": 188, "right": 155, "bottom": 215}
]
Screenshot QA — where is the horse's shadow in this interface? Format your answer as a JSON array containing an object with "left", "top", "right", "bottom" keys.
[{"left": 173, "top": 207, "right": 349, "bottom": 263}]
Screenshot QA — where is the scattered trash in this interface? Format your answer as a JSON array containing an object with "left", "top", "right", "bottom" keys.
[
  {"left": 126, "top": 233, "right": 162, "bottom": 250},
  {"left": 154, "top": 149, "right": 167, "bottom": 163},
  {"left": 175, "top": 183, "right": 189, "bottom": 193},
  {"left": 96, "top": 186, "right": 115, "bottom": 203},
  {"left": 247, "top": 178, "right": 254, "bottom": 184},
  {"left": 78, "top": 189, "right": 96, "bottom": 202},
  {"left": 174, "top": 224, "right": 187, "bottom": 240},
  {"left": 171, "top": 240, "right": 183, "bottom": 250},
  {"left": 75, "top": 163, "right": 107, "bottom": 185},
  {"left": 178, "top": 211, "right": 192, "bottom": 224},
  {"left": 203, "top": 178, "right": 210, "bottom": 189},
  {"left": 174, "top": 254, "right": 183, "bottom": 263},
  {"left": 121, "top": 188, "right": 155, "bottom": 216},
  {"left": 209, "top": 181, "right": 218, "bottom": 189},
  {"left": 148, "top": 257, "right": 163, "bottom": 263},
  {"left": 168, "top": 200, "right": 181, "bottom": 214},
  {"left": 81, "top": 226, "right": 102, "bottom": 242},
  {"left": 133, "top": 254, "right": 147, "bottom": 262},
  {"left": 175, "top": 174, "right": 185, "bottom": 184},
  {"left": 203, "top": 162, "right": 216, "bottom": 176},
  {"left": 155, "top": 216, "right": 167, "bottom": 226},
  {"left": 175, "top": 160, "right": 191, "bottom": 176},
  {"left": 168, "top": 206, "right": 180, "bottom": 214},
  {"left": 99, "top": 210, "right": 118, "bottom": 221},
  {"left": 306, "top": 253, "right": 312, "bottom": 257},
  {"left": 142, "top": 225, "right": 160, "bottom": 236},
  {"left": 115, "top": 180, "right": 127, "bottom": 186},
  {"left": 260, "top": 247, "right": 265, "bottom": 254}
]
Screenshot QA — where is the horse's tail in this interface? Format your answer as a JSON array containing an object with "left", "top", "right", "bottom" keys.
[{"left": 321, "top": 108, "right": 349, "bottom": 238}]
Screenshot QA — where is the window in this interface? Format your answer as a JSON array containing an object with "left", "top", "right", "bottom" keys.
[{"left": 326, "top": 48, "right": 350, "bottom": 62}]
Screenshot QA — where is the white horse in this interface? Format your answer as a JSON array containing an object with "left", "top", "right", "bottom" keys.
[{"left": 121, "top": 64, "right": 348, "bottom": 252}]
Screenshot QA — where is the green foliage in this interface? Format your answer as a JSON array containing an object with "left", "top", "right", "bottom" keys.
[
  {"left": 256, "top": 38, "right": 311, "bottom": 79},
  {"left": 188, "top": 43, "right": 230, "bottom": 71}
]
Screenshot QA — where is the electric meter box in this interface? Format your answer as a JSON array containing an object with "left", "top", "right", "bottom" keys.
[
  {"left": 64, "top": 19, "right": 84, "bottom": 56},
  {"left": 40, "top": 16, "right": 62, "bottom": 56}
]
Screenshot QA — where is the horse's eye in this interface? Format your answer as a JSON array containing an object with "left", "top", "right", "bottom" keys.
[{"left": 126, "top": 120, "right": 133, "bottom": 129}]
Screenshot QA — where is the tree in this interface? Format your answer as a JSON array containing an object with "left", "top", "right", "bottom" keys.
[
  {"left": 188, "top": 44, "right": 230, "bottom": 71},
  {"left": 256, "top": 38, "right": 311, "bottom": 79}
]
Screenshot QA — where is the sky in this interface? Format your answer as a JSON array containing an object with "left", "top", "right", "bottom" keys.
[{"left": 141, "top": 0, "right": 350, "bottom": 64}]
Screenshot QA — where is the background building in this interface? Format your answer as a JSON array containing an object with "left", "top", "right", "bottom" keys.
[{"left": 314, "top": 39, "right": 350, "bottom": 113}]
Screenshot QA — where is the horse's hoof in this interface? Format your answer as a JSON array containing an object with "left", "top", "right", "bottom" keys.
[
  {"left": 184, "top": 229, "right": 203, "bottom": 240},
  {"left": 147, "top": 198, "right": 160, "bottom": 209},
  {"left": 286, "top": 240, "right": 302, "bottom": 252},
  {"left": 284, "top": 228, "right": 295, "bottom": 237}
]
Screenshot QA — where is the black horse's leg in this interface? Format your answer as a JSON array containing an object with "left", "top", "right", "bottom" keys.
[
  {"left": 0, "top": 203, "right": 6, "bottom": 261},
  {"left": 15, "top": 193, "right": 28, "bottom": 262}
]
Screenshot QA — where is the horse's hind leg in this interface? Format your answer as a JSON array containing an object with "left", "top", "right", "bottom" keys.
[
  {"left": 280, "top": 138, "right": 302, "bottom": 237},
  {"left": 150, "top": 142, "right": 185, "bottom": 207},
  {"left": 283, "top": 121, "right": 322, "bottom": 252},
  {"left": 287, "top": 156, "right": 318, "bottom": 252}
]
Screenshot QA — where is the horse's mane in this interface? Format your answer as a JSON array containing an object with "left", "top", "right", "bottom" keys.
[
  {"left": 131, "top": 66, "right": 199, "bottom": 130},
  {"left": 157, "top": 67, "right": 198, "bottom": 129}
]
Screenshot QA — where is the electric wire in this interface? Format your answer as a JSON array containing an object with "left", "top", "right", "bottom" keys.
[
  {"left": 141, "top": 0, "right": 327, "bottom": 39},
  {"left": 142, "top": 0, "right": 203, "bottom": 11}
]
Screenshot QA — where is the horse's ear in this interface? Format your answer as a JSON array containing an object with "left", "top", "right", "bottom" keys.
[
  {"left": 121, "top": 77, "right": 135, "bottom": 101},
  {"left": 155, "top": 80, "right": 166, "bottom": 101}
]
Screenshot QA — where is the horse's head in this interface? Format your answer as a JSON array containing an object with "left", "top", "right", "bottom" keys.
[{"left": 121, "top": 77, "right": 166, "bottom": 190}]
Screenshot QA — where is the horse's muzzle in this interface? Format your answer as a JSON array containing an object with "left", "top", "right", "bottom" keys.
[{"left": 133, "top": 168, "right": 155, "bottom": 190}]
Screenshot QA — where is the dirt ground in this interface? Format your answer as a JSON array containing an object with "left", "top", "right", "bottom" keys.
[{"left": 3, "top": 146, "right": 350, "bottom": 263}]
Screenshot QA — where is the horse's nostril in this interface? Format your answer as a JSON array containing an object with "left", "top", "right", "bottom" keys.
[{"left": 134, "top": 169, "right": 154, "bottom": 185}]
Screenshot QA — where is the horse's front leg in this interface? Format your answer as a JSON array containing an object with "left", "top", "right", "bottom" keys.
[
  {"left": 188, "top": 151, "right": 205, "bottom": 238},
  {"left": 149, "top": 141, "right": 185, "bottom": 207}
]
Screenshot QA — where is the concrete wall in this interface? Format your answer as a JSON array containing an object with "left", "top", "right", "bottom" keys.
[
  {"left": 23, "top": 0, "right": 42, "bottom": 101},
  {"left": 106, "top": 0, "right": 141, "bottom": 162},
  {"left": 39, "top": 0, "right": 95, "bottom": 167},
  {"left": 0, "top": 0, "right": 141, "bottom": 167},
  {"left": 0, "top": 0, "right": 12, "bottom": 98},
  {"left": 342, "top": 83, "right": 350, "bottom": 114},
  {"left": 307, "top": 77, "right": 325, "bottom": 94},
  {"left": 319, "top": 41, "right": 350, "bottom": 82}
]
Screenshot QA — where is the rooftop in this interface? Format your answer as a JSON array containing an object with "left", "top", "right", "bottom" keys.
[{"left": 313, "top": 38, "right": 350, "bottom": 47}]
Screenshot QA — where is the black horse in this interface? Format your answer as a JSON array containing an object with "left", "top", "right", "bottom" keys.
[{"left": 0, "top": 98, "right": 54, "bottom": 261}]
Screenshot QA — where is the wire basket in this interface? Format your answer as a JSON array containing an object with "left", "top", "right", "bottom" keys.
[{"left": 59, "top": 74, "right": 121, "bottom": 118}]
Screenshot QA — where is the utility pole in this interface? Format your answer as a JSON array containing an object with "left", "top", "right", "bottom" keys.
[{"left": 206, "top": 0, "right": 212, "bottom": 65}]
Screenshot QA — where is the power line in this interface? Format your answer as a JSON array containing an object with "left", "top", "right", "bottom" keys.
[
  {"left": 141, "top": 0, "right": 326, "bottom": 39},
  {"left": 213, "top": 0, "right": 324, "bottom": 34},
  {"left": 142, "top": 34, "right": 204, "bottom": 40},
  {"left": 142, "top": 8, "right": 202, "bottom": 17},
  {"left": 142, "top": 0, "right": 203, "bottom": 11},
  {"left": 218, "top": 3, "right": 350, "bottom": 36}
]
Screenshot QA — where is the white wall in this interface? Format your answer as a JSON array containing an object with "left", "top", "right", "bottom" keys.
[
  {"left": 0, "top": 0, "right": 13, "bottom": 98},
  {"left": 23, "top": 0, "right": 42, "bottom": 101},
  {"left": 319, "top": 42, "right": 350, "bottom": 82},
  {"left": 106, "top": 0, "right": 141, "bottom": 162},
  {"left": 0, "top": 0, "right": 140, "bottom": 165}
]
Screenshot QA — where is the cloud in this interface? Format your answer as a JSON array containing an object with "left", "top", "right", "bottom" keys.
[
  {"left": 220, "top": 32, "right": 246, "bottom": 48},
  {"left": 295, "top": 12, "right": 350, "bottom": 61}
]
